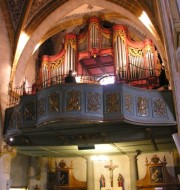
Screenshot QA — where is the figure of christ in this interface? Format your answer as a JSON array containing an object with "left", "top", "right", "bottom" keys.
[{"left": 104, "top": 160, "right": 118, "bottom": 187}]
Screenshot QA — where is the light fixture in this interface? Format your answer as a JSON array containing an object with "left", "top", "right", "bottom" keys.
[
  {"left": 78, "top": 144, "right": 95, "bottom": 150},
  {"left": 9, "top": 137, "right": 14, "bottom": 142}
]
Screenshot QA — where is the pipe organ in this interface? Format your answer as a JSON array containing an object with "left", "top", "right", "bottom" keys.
[{"left": 40, "top": 16, "right": 161, "bottom": 88}]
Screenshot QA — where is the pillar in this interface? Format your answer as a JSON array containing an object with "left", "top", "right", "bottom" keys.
[
  {"left": 86, "top": 156, "right": 94, "bottom": 190},
  {"left": 127, "top": 153, "right": 138, "bottom": 190}
]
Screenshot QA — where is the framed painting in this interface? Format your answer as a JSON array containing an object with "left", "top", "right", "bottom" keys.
[
  {"left": 57, "top": 170, "right": 69, "bottom": 186},
  {"left": 150, "top": 166, "right": 164, "bottom": 183}
]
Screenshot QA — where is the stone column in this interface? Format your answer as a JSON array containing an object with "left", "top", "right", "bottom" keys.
[
  {"left": 86, "top": 156, "right": 94, "bottom": 190},
  {"left": 127, "top": 153, "right": 138, "bottom": 190}
]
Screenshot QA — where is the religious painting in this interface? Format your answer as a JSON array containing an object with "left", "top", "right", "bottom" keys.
[
  {"left": 150, "top": 166, "right": 164, "bottom": 183},
  {"left": 57, "top": 170, "right": 69, "bottom": 186}
]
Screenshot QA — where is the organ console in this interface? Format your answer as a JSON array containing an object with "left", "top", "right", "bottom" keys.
[{"left": 39, "top": 16, "right": 162, "bottom": 89}]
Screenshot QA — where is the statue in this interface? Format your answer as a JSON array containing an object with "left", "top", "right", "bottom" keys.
[
  {"left": 100, "top": 174, "right": 105, "bottom": 188},
  {"left": 34, "top": 184, "right": 40, "bottom": 190},
  {"left": 117, "top": 173, "right": 124, "bottom": 188}
]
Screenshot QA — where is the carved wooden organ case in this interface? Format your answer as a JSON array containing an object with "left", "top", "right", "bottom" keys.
[{"left": 40, "top": 16, "right": 161, "bottom": 88}]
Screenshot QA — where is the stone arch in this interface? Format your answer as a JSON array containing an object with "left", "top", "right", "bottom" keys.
[{"left": 14, "top": 0, "right": 165, "bottom": 85}]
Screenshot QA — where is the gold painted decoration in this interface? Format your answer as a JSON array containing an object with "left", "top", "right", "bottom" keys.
[
  {"left": 23, "top": 101, "right": 36, "bottom": 120},
  {"left": 87, "top": 92, "right": 101, "bottom": 112},
  {"left": 48, "top": 92, "right": 60, "bottom": 113},
  {"left": 78, "top": 33, "right": 88, "bottom": 44},
  {"left": 89, "top": 22, "right": 99, "bottom": 30},
  {"left": 37, "top": 97, "right": 46, "bottom": 116},
  {"left": 128, "top": 47, "right": 143, "bottom": 57},
  {"left": 42, "top": 62, "right": 49, "bottom": 69},
  {"left": 66, "top": 90, "right": 81, "bottom": 111},
  {"left": 113, "top": 30, "right": 126, "bottom": 44},
  {"left": 101, "top": 31, "right": 111, "bottom": 39},
  {"left": 153, "top": 98, "right": 166, "bottom": 116},
  {"left": 65, "top": 38, "right": 77, "bottom": 51},
  {"left": 125, "top": 94, "right": 133, "bottom": 113},
  {"left": 155, "top": 56, "right": 162, "bottom": 76},
  {"left": 51, "top": 56, "right": 64, "bottom": 70},
  {"left": 137, "top": 96, "right": 148, "bottom": 116},
  {"left": 105, "top": 92, "right": 120, "bottom": 113},
  {"left": 144, "top": 45, "right": 153, "bottom": 53}
]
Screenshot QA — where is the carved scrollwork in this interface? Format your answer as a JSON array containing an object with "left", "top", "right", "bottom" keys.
[
  {"left": 66, "top": 90, "right": 81, "bottom": 111},
  {"left": 51, "top": 56, "right": 65, "bottom": 70},
  {"left": 8, "top": 112, "right": 16, "bottom": 129},
  {"left": 105, "top": 92, "right": 120, "bottom": 113},
  {"left": 23, "top": 101, "right": 36, "bottom": 120},
  {"left": 153, "top": 98, "right": 166, "bottom": 117},
  {"left": 128, "top": 47, "right": 143, "bottom": 57},
  {"left": 48, "top": 92, "right": 60, "bottom": 113},
  {"left": 87, "top": 92, "right": 101, "bottom": 112},
  {"left": 137, "top": 96, "right": 149, "bottom": 116},
  {"left": 37, "top": 97, "right": 45, "bottom": 116},
  {"left": 125, "top": 94, "right": 133, "bottom": 113}
]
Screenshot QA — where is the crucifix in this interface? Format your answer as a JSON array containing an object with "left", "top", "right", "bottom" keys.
[{"left": 104, "top": 160, "right": 118, "bottom": 187}]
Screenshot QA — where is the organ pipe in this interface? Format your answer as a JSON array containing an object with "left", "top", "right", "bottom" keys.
[{"left": 39, "top": 17, "right": 160, "bottom": 89}]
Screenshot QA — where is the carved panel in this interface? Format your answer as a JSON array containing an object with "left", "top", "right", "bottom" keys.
[
  {"left": 87, "top": 92, "right": 101, "bottom": 113},
  {"left": 125, "top": 93, "right": 133, "bottom": 113},
  {"left": 23, "top": 101, "right": 36, "bottom": 120},
  {"left": 105, "top": 92, "right": 120, "bottom": 113},
  {"left": 137, "top": 96, "right": 149, "bottom": 116},
  {"left": 66, "top": 90, "right": 81, "bottom": 111},
  {"left": 38, "top": 97, "right": 46, "bottom": 116},
  {"left": 48, "top": 92, "right": 60, "bottom": 113},
  {"left": 8, "top": 112, "right": 16, "bottom": 129},
  {"left": 152, "top": 98, "right": 167, "bottom": 117}
]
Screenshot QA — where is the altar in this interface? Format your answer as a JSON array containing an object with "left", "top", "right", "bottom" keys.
[{"left": 101, "top": 187, "right": 122, "bottom": 190}]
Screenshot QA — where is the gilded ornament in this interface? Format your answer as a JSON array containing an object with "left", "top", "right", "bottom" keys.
[
  {"left": 105, "top": 92, "right": 120, "bottom": 113},
  {"left": 87, "top": 92, "right": 100, "bottom": 112},
  {"left": 65, "top": 38, "right": 77, "bottom": 51},
  {"left": 113, "top": 30, "right": 126, "bottom": 44},
  {"left": 137, "top": 96, "right": 148, "bottom": 116},
  {"left": 49, "top": 92, "right": 60, "bottom": 113},
  {"left": 153, "top": 98, "right": 166, "bottom": 116},
  {"left": 125, "top": 94, "right": 133, "bottom": 113},
  {"left": 66, "top": 90, "right": 81, "bottom": 111},
  {"left": 128, "top": 47, "right": 143, "bottom": 57},
  {"left": 51, "top": 56, "right": 64, "bottom": 70}
]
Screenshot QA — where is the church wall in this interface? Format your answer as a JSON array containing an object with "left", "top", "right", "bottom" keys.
[
  {"left": 28, "top": 157, "right": 48, "bottom": 190},
  {"left": 23, "top": 51, "right": 37, "bottom": 89},
  {"left": 10, "top": 153, "right": 30, "bottom": 187},
  {"left": 7, "top": 151, "right": 178, "bottom": 190}
]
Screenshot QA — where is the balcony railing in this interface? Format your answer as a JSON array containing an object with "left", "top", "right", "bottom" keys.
[{"left": 8, "top": 74, "right": 160, "bottom": 108}]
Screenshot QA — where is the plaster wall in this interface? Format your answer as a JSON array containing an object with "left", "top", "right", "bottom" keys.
[
  {"left": 10, "top": 153, "right": 30, "bottom": 187},
  {"left": 9, "top": 151, "right": 177, "bottom": 190}
]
